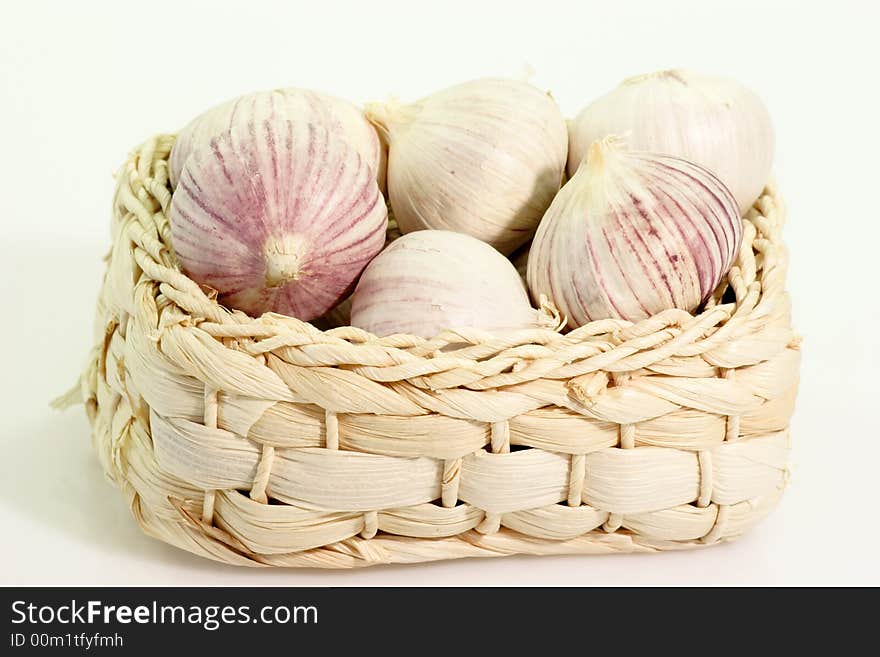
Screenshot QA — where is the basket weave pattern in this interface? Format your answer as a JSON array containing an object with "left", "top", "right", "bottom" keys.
[{"left": 80, "top": 135, "right": 799, "bottom": 567}]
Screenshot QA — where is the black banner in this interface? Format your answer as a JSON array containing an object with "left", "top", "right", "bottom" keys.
[{"left": 0, "top": 586, "right": 865, "bottom": 652}]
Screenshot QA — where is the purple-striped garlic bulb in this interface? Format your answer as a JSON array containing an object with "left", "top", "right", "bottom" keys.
[
  {"left": 527, "top": 136, "right": 742, "bottom": 327},
  {"left": 169, "top": 116, "right": 388, "bottom": 320},
  {"left": 568, "top": 70, "right": 774, "bottom": 214},
  {"left": 365, "top": 78, "right": 568, "bottom": 255},
  {"left": 351, "top": 230, "right": 554, "bottom": 338},
  {"left": 170, "top": 88, "right": 386, "bottom": 193}
]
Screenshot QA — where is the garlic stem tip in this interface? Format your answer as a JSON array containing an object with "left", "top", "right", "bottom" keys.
[
  {"left": 586, "top": 140, "right": 605, "bottom": 172},
  {"left": 364, "top": 96, "right": 413, "bottom": 139},
  {"left": 622, "top": 69, "right": 688, "bottom": 86}
]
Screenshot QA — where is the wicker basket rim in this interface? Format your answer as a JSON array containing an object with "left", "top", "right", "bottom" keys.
[{"left": 117, "top": 134, "right": 790, "bottom": 379}]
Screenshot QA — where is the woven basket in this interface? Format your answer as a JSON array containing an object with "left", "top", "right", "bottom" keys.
[{"left": 76, "top": 134, "right": 799, "bottom": 568}]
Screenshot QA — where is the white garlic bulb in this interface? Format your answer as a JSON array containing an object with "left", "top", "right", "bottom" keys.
[
  {"left": 366, "top": 78, "right": 568, "bottom": 255},
  {"left": 528, "top": 137, "right": 742, "bottom": 327},
  {"left": 170, "top": 116, "right": 387, "bottom": 320},
  {"left": 170, "top": 88, "right": 386, "bottom": 192},
  {"left": 568, "top": 69, "right": 774, "bottom": 214},
  {"left": 351, "top": 230, "right": 551, "bottom": 338}
]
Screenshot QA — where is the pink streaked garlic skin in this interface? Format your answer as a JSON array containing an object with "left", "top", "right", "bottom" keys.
[
  {"left": 568, "top": 70, "right": 774, "bottom": 214},
  {"left": 528, "top": 137, "right": 742, "bottom": 328},
  {"left": 366, "top": 78, "right": 568, "bottom": 255},
  {"left": 169, "top": 117, "right": 387, "bottom": 320},
  {"left": 170, "top": 88, "right": 386, "bottom": 193},
  {"left": 350, "top": 230, "right": 545, "bottom": 339}
]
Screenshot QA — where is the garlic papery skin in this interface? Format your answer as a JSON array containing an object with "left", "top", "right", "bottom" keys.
[
  {"left": 169, "top": 117, "right": 387, "bottom": 320},
  {"left": 170, "top": 88, "right": 386, "bottom": 193},
  {"left": 366, "top": 78, "right": 568, "bottom": 255},
  {"left": 350, "top": 230, "right": 550, "bottom": 338},
  {"left": 528, "top": 137, "right": 742, "bottom": 327},
  {"left": 568, "top": 69, "right": 774, "bottom": 214}
]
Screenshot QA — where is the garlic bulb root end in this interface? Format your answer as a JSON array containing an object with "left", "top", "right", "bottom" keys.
[{"left": 263, "top": 233, "right": 308, "bottom": 288}]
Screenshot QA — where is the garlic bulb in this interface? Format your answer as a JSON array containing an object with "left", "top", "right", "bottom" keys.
[
  {"left": 366, "top": 78, "right": 568, "bottom": 255},
  {"left": 528, "top": 136, "right": 742, "bottom": 327},
  {"left": 568, "top": 69, "right": 774, "bottom": 214},
  {"left": 170, "top": 88, "right": 386, "bottom": 192},
  {"left": 170, "top": 116, "right": 387, "bottom": 320},
  {"left": 351, "top": 230, "right": 550, "bottom": 338}
]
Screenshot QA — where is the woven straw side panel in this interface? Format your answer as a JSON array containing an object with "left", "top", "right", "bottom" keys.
[{"left": 80, "top": 135, "right": 798, "bottom": 568}]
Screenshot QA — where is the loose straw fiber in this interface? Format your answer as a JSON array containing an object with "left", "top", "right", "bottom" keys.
[{"left": 75, "top": 135, "right": 799, "bottom": 568}]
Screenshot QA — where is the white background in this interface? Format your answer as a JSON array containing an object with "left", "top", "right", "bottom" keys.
[{"left": 1, "top": 0, "right": 878, "bottom": 586}]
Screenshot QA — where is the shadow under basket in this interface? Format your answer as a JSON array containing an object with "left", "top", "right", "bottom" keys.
[{"left": 76, "top": 135, "right": 800, "bottom": 568}]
